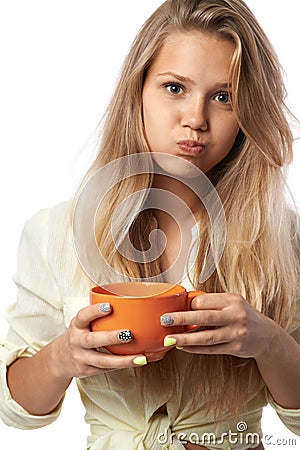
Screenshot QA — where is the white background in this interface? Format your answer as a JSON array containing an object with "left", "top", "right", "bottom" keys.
[{"left": 0, "top": 1, "right": 299, "bottom": 449}]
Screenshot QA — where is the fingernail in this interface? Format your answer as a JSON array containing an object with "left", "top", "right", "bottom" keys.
[
  {"left": 176, "top": 346, "right": 184, "bottom": 350},
  {"left": 98, "top": 303, "right": 111, "bottom": 313},
  {"left": 118, "top": 330, "right": 133, "bottom": 342},
  {"left": 133, "top": 356, "right": 147, "bottom": 366},
  {"left": 164, "top": 337, "right": 177, "bottom": 347},
  {"left": 160, "top": 315, "right": 175, "bottom": 326}
]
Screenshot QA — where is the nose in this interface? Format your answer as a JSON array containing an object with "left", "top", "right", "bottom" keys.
[{"left": 181, "top": 97, "right": 208, "bottom": 131}]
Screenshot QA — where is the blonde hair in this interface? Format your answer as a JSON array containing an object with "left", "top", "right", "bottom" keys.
[{"left": 75, "top": 0, "right": 300, "bottom": 420}]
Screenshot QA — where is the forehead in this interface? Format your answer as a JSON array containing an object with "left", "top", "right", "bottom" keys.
[{"left": 147, "top": 30, "right": 235, "bottom": 82}]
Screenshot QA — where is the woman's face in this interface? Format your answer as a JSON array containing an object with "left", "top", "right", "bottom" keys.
[{"left": 142, "top": 31, "right": 239, "bottom": 175}]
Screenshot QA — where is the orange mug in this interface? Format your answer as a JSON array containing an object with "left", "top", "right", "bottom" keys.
[{"left": 90, "top": 282, "right": 204, "bottom": 358}]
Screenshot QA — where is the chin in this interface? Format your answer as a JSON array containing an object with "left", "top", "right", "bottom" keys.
[{"left": 152, "top": 152, "right": 203, "bottom": 180}]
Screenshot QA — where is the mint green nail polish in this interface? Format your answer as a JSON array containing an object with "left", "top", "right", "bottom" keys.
[
  {"left": 164, "top": 337, "right": 177, "bottom": 347},
  {"left": 133, "top": 356, "right": 147, "bottom": 366}
]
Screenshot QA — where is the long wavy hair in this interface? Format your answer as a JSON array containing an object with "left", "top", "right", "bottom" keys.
[{"left": 75, "top": 0, "right": 300, "bottom": 420}]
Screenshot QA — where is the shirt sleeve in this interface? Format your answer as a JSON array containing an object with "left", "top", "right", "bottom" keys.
[
  {"left": 0, "top": 207, "right": 67, "bottom": 429},
  {"left": 266, "top": 297, "right": 300, "bottom": 436},
  {"left": 266, "top": 391, "right": 300, "bottom": 436}
]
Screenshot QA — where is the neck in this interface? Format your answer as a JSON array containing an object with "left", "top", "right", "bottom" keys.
[{"left": 151, "top": 174, "right": 202, "bottom": 227}]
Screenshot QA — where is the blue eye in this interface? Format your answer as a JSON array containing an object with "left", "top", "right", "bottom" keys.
[
  {"left": 214, "top": 91, "right": 231, "bottom": 104},
  {"left": 164, "top": 82, "right": 184, "bottom": 95}
]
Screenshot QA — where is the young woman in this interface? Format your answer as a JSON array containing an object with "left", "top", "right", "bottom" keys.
[{"left": 0, "top": 1, "right": 299, "bottom": 449}]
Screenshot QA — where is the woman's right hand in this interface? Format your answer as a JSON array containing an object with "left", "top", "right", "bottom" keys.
[
  {"left": 55, "top": 303, "right": 147, "bottom": 379},
  {"left": 6, "top": 303, "right": 147, "bottom": 415}
]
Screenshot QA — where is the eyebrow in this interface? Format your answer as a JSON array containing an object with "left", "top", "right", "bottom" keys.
[
  {"left": 156, "top": 72, "right": 195, "bottom": 84},
  {"left": 156, "top": 71, "right": 232, "bottom": 89}
]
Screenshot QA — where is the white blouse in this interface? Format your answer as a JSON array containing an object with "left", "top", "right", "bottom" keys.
[{"left": 0, "top": 201, "right": 299, "bottom": 449}]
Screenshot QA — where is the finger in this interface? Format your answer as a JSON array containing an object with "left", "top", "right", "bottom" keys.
[
  {"left": 86, "top": 350, "right": 148, "bottom": 370},
  {"left": 160, "top": 308, "right": 232, "bottom": 328},
  {"left": 176, "top": 343, "right": 231, "bottom": 355},
  {"left": 190, "top": 293, "right": 243, "bottom": 311},
  {"left": 74, "top": 303, "right": 112, "bottom": 329},
  {"left": 83, "top": 329, "right": 134, "bottom": 349},
  {"left": 168, "top": 326, "right": 233, "bottom": 348}
]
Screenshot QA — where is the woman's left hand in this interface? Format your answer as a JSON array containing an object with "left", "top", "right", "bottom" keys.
[{"left": 161, "top": 293, "right": 279, "bottom": 360}]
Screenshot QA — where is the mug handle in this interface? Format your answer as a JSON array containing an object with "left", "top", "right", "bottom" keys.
[{"left": 185, "top": 290, "right": 206, "bottom": 332}]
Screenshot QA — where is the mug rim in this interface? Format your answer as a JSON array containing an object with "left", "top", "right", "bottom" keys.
[{"left": 90, "top": 281, "right": 185, "bottom": 298}]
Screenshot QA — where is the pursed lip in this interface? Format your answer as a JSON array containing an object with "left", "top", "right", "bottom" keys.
[
  {"left": 177, "top": 139, "right": 205, "bottom": 147},
  {"left": 176, "top": 139, "right": 205, "bottom": 155}
]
